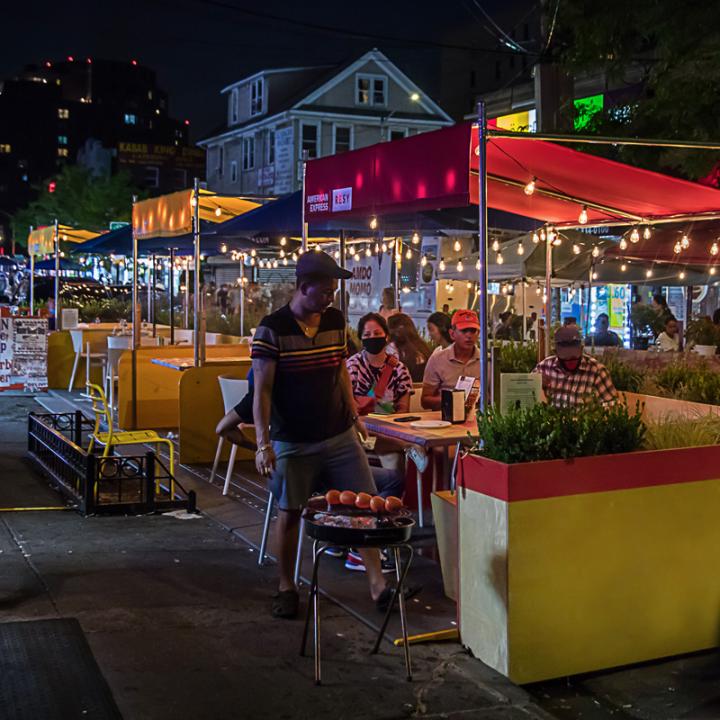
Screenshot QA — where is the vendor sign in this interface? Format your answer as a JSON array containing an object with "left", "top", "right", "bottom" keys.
[
  {"left": 0, "top": 317, "right": 48, "bottom": 391},
  {"left": 346, "top": 252, "right": 392, "bottom": 320}
]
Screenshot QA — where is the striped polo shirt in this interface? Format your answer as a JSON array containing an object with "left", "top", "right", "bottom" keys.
[{"left": 251, "top": 304, "right": 353, "bottom": 443}]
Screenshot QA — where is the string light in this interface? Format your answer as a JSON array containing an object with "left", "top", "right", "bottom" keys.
[
  {"left": 374, "top": 242, "right": 380, "bottom": 254},
  {"left": 532, "top": 232, "right": 540, "bottom": 244},
  {"left": 681, "top": 234, "right": 690, "bottom": 249},
  {"left": 215, "top": 207, "right": 222, "bottom": 217},
  {"left": 591, "top": 246, "right": 600, "bottom": 258},
  {"left": 535, "top": 286, "right": 542, "bottom": 296},
  {"left": 298, "top": 248, "right": 304, "bottom": 254},
  {"left": 578, "top": 206, "right": 588, "bottom": 225},
  {"left": 711, "top": 242, "right": 719, "bottom": 256},
  {"left": 679, "top": 270, "right": 686, "bottom": 280},
  {"left": 405, "top": 247, "right": 412, "bottom": 259},
  {"left": 517, "top": 242, "right": 525, "bottom": 255},
  {"left": 592, "top": 271, "right": 598, "bottom": 280},
  {"left": 381, "top": 242, "right": 388, "bottom": 253},
  {"left": 572, "top": 244, "right": 581, "bottom": 255},
  {"left": 491, "top": 239, "right": 500, "bottom": 252},
  {"left": 439, "top": 259, "right": 446, "bottom": 271},
  {"left": 280, "top": 237, "right": 287, "bottom": 246},
  {"left": 353, "top": 251, "right": 361, "bottom": 262},
  {"left": 646, "top": 268, "right": 653, "bottom": 278},
  {"left": 366, "top": 246, "right": 372, "bottom": 257},
  {"left": 412, "top": 232, "right": 420, "bottom": 245},
  {"left": 643, "top": 227, "right": 652, "bottom": 240},
  {"left": 711, "top": 267, "right": 717, "bottom": 276},
  {"left": 540, "top": 229, "right": 546, "bottom": 241},
  {"left": 282, "top": 258, "right": 288, "bottom": 266},
  {"left": 273, "top": 259, "right": 278, "bottom": 268},
  {"left": 496, "top": 252, "right": 504, "bottom": 265},
  {"left": 524, "top": 177, "right": 536, "bottom": 195},
  {"left": 334, "top": 250, "right": 340, "bottom": 260},
  {"left": 457, "top": 260, "right": 464, "bottom": 272},
  {"left": 250, "top": 249, "right": 256, "bottom": 257},
  {"left": 190, "top": 195, "right": 197, "bottom": 207},
  {"left": 673, "top": 242, "right": 682, "bottom": 254},
  {"left": 630, "top": 227, "right": 640, "bottom": 243},
  {"left": 454, "top": 239, "right": 461, "bottom": 252},
  {"left": 621, "top": 263, "right": 627, "bottom": 272},
  {"left": 619, "top": 238, "right": 628, "bottom": 250},
  {"left": 421, "top": 255, "right": 428, "bottom": 267},
  {"left": 220, "top": 243, "right": 227, "bottom": 253},
  {"left": 395, "top": 252, "right": 402, "bottom": 263},
  {"left": 388, "top": 239, "right": 395, "bottom": 249},
  {"left": 314, "top": 244, "right": 321, "bottom": 252},
  {"left": 369, "top": 216, "right": 378, "bottom": 230},
  {"left": 280, "top": 249, "right": 286, "bottom": 258},
  {"left": 475, "top": 259, "right": 481, "bottom": 270},
  {"left": 291, "top": 253, "right": 297, "bottom": 262}
]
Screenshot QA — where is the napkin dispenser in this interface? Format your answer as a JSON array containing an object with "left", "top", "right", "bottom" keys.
[{"left": 441, "top": 389, "right": 466, "bottom": 424}]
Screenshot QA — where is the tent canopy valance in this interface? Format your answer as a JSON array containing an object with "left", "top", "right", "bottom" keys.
[
  {"left": 304, "top": 123, "right": 720, "bottom": 228},
  {"left": 27, "top": 225, "right": 101, "bottom": 256},
  {"left": 132, "top": 189, "right": 262, "bottom": 240}
]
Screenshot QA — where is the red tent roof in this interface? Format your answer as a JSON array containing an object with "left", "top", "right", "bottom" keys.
[{"left": 304, "top": 122, "right": 720, "bottom": 228}]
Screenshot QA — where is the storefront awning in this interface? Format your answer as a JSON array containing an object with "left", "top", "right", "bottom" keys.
[
  {"left": 132, "top": 189, "right": 262, "bottom": 240},
  {"left": 27, "top": 225, "right": 101, "bottom": 256},
  {"left": 304, "top": 122, "right": 720, "bottom": 228}
]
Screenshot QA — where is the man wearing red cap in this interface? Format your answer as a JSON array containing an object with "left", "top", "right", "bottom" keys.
[
  {"left": 534, "top": 325, "right": 618, "bottom": 407},
  {"left": 421, "top": 309, "right": 480, "bottom": 410}
]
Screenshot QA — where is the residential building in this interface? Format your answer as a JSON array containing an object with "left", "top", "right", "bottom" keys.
[{"left": 199, "top": 49, "right": 454, "bottom": 196}]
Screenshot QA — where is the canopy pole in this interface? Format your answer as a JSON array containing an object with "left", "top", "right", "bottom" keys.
[
  {"left": 131, "top": 194, "right": 139, "bottom": 430},
  {"left": 193, "top": 177, "right": 205, "bottom": 368},
  {"left": 544, "top": 235, "right": 552, "bottom": 358},
  {"left": 239, "top": 254, "right": 245, "bottom": 337},
  {"left": 394, "top": 239, "right": 401, "bottom": 310},
  {"left": 150, "top": 253, "right": 156, "bottom": 337},
  {"left": 587, "top": 267, "right": 594, "bottom": 345},
  {"left": 184, "top": 262, "right": 190, "bottom": 329},
  {"left": 477, "top": 101, "right": 489, "bottom": 413},
  {"left": 53, "top": 219, "right": 60, "bottom": 330},
  {"left": 339, "top": 231, "right": 347, "bottom": 318},
  {"left": 29, "top": 226, "right": 34, "bottom": 315},
  {"left": 169, "top": 249, "right": 175, "bottom": 346},
  {"left": 521, "top": 279, "right": 527, "bottom": 341},
  {"left": 301, "top": 150, "right": 308, "bottom": 252}
]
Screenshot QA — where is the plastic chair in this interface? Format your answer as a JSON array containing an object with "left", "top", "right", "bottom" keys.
[
  {"left": 68, "top": 330, "right": 107, "bottom": 391},
  {"left": 209, "top": 376, "right": 251, "bottom": 495},
  {"left": 105, "top": 336, "right": 160, "bottom": 410},
  {"left": 85, "top": 383, "right": 175, "bottom": 481}
]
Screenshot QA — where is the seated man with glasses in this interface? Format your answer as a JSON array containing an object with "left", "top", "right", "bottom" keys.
[{"left": 420, "top": 310, "right": 480, "bottom": 411}]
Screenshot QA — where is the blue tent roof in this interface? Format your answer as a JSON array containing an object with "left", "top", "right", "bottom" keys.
[{"left": 34, "top": 258, "right": 86, "bottom": 272}]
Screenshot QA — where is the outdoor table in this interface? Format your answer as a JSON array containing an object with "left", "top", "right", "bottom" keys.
[
  {"left": 150, "top": 357, "right": 246, "bottom": 371},
  {"left": 363, "top": 412, "right": 476, "bottom": 527}
]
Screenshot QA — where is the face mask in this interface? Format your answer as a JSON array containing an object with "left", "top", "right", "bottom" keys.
[
  {"left": 362, "top": 337, "right": 387, "bottom": 355},
  {"left": 560, "top": 357, "right": 580, "bottom": 372}
]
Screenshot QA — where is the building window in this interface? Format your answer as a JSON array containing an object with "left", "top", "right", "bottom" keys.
[
  {"left": 242, "top": 137, "right": 255, "bottom": 170},
  {"left": 250, "top": 78, "right": 264, "bottom": 116},
  {"left": 217, "top": 145, "right": 224, "bottom": 177},
  {"left": 230, "top": 88, "right": 239, "bottom": 124},
  {"left": 173, "top": 168, "right": 187, "bottom": 189},
  {"left": 58, "top": 108, "right": 69, "bottom": 119},
  {"left": 389, "top": 128, "right": 407, "bottom": 142},
  {"left": 266, "top": 129, "right": 275, "bottom": 165},
  {"left": 301, "top": 123, "right": 319, "bottom": 159},
  {"left": 124, "top": 113, "right": 137, "bottom": 125},
  {"left": 145, "top": 166, "right": 160, "bottom": 188},
  {"left": 0, "top": 144, "right": 11, "bottom": 154},
  {"left": 57, "top": 148, "right": 69, "bottom": 157},
  {"left": 356, "top": 74, "right": 387, "bottom": 106},
  {"left": 58, "top": 135, "right": 68, "bottom": 145},
  {"left": 333, "top": 126, "right": 352, "bottom": 154},
  {"left": 230, "top": 160, "right": 238, "bottom": 183}
]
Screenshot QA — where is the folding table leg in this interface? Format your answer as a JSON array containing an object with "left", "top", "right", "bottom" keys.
[{"left": 416, "top": 468, "right": 424, "bottom": 528}]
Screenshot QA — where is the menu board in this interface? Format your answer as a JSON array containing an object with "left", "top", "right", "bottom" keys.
[{"left": 0, "top": 317, "right": 48, "bottom": 392}]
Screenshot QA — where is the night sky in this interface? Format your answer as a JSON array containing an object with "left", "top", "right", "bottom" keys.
[{"left": 3, "top": 0, "right": 511, "bottom": 140}]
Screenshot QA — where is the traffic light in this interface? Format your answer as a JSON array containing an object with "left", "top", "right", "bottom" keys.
[{"left": 48, "top": 181, "right": 56, "bottom": 193}]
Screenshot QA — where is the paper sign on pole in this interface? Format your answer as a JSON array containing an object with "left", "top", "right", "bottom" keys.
[{"left": 61, "top": 308, "right": 79, "bottom": 329}]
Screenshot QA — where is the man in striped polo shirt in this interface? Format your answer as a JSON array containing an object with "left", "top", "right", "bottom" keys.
[{"left": 253, "top": 251, "right": 390, "bottom": 619}]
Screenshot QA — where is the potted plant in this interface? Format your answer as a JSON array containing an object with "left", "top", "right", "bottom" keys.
[
  {"left": 685, "top": 318, "right": 720, "bottom": 357},
  {"left": 630, "top": 303, "right": 662, "bottom": 349}
]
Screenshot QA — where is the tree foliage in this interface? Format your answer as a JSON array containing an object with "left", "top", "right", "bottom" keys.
[
  {"left": 12, "top": 166, "right": 142, "bottom": 249},
  {"left": 552, "top": 0, "right": 720, "bottom": 180}
]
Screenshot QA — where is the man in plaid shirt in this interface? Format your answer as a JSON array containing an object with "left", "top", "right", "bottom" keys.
[{"left": 533, "top": 325, "right": 618, "bottom": 407}]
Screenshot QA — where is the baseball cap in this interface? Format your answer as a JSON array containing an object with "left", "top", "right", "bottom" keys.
[
  {"left": 554, "top": 325, "right": 583, "bottom": 359},
  {"left": 452, "top": 309, "right": 480, "bottom": 331},
  {"left": 296, "top": 250, "right": 352, "bottom": 280}
]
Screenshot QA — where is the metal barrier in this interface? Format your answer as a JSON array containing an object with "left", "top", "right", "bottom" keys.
[{"left": 28, "top": 411, "right": 196, "bottom": 516}]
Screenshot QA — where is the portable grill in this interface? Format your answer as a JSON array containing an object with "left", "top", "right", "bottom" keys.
[{"left": 299, "top": 499, "right": 415, "bottom": 685}]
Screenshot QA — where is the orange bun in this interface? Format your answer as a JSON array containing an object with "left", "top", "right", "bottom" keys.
[
  {"left": 369, "top": 495, "right": 386, "bottom": 513},
  {"left": 384, "top": 496, "right": 403, "bottom": 513},
  {"left": 325, "top": 489, "right": 341, "bottom": 505},
  {"left": 355, "top": 492, "right": 372, "bottom": 509},
  {"left": 339, "top": 490, "right": 357, "bottom": 506}
]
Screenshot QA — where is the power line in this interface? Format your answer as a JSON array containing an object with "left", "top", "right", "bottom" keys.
[{"left": 185, "top": 0, "right": 540, "bottom": 58}]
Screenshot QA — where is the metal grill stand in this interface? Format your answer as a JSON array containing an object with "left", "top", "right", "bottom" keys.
[{"left": 299, "top": 540, "right": 414, "bottom": 685}]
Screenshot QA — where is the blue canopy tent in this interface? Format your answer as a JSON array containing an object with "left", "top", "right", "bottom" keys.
[{"left": 34, "top": 258, "right": 87, "bottom": 274}]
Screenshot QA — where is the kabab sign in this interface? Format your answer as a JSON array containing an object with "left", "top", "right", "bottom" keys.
[{"left": 306, "top": 187, "right": 353, "bottom": 214}]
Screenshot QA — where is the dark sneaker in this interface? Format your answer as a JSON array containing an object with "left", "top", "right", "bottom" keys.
[{"left": 324, "top": 546, "right": 345, "bottom": 558}]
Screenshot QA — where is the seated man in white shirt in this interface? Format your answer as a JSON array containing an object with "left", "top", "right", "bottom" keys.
[{"left": 421, "top": 309, "right": 480, "bottom": 410}]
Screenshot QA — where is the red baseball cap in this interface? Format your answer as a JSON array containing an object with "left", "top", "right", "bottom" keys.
[{"left": 452, "top": 309, "right": 480, "bottom": 331}]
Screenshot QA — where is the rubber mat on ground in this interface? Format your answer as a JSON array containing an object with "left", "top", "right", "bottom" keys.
[{"left": 0, "top": 618, "right": 122, "bottom": 720}]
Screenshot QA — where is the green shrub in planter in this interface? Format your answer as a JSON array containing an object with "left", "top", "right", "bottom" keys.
[
  {"left": 655, "top": 361, "right": 695, "bottom": 395},
  {"left": 495, "top": 341, "right": 538, "bottom": 374},
  {"left": 685, "top": 318, "right": 720, "bottom": 348},
  {"left": 644, "top": 414, "right": 720, "bottom": 451},
  {"left": 475, "top": 400, "right": 646, "bottom": 464},
  {"left": 602, "top": 355, "right": 645, "bottom": 392}
]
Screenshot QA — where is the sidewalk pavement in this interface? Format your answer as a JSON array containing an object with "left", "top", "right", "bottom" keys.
[{"left": 0, "top": 396, "right": 553, "bottom": 720}]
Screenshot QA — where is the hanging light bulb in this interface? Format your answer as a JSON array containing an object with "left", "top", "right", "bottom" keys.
[
  {"left": 457, "top": 260, "right": 464, "bottom": 272},
  {"left": 643, "top": 226, "right": 652, "bottom": 240},
  {"left": 439, "top": 259, "right": 446, "bottom": 271},
  {"left": 421, "top": 255, "right": 428, "bottom": 267},
  {"left": 630, "top": 227, "right": 640, "bottom": 243},
  {"left": 280, "top": 237, "right": 287, "bottom": 246},
  {"left": 282, "top": 257, "right": 288, "bottom": 266},
  {"left": 535, "top": 286, "right": 542, "bottom": 296},
  {"left": 369, "top": 216, "right": 378, "bottom": 230},
  {"left": 467, "top": 281, "right": 472, "bottom": 289},
  {"left": 552, "top": 235, "right": 562, "bottom": 247},
  {"left": 250, "top": 249, "right": 256, "bottom": 257},
  {"left": 646, "top": 268, "right": 653, "bottom": 278},
  {"left": 619, "top": 238, "right": 628, "bottom": 250},
  {"left": 711, "top": 267, "right": 717, "bottom": 276},
  {"left": 334, "top": 250, "right": 340, "bottom": 259},
  {"left": 711, "top": 242, "right": 719, "bottom": 256},
  {"left": 531, "top": 232, "right": 539, "bottom": 244},
  {"left": 542, "top": 293, "right": 547, "bottom": 303},
  {"left": 679, "top": 270, "right": 686, "bottom": 280},
  {"left": 297, "top": 247, "right": 304, "bottom": 255},
  {"left": 291, "top": 253, "right": 298, "bottom": 262},
  {"left": 388, "top": 239, "right": 395, "bottom": 249},
  {"left": 591, "top": 245, "right": 600, "bottom": 258},
  {"left": 406, "top": 247, "right": 412, "bottom": 259},
  {"left": 524, "top": 177, "right": 536, "bottom": 195},
  {"left": 673, "top": 242, "right": 682, "bottom": 254},
  {"left": 578, "top": 206, "right": 588, "bottom": 225},
  {"left": 395, "top": 252, "right": 402, "bottom": 264},
  {"left": 412, "top": 232, "right": 420, "bottom": 245},
  {"left": 592, "top": 271, "right": 598, "bottom": 280},
  {"left": 366, "top": 246, "right": 372, "bottom": 257},
  {"left": 496, "top": 252, "right": 504, "bottom": 265},
  {"left": 621, "top": 263, "right": 627, "bottom": 272},
  {"left": 314, "top": 244, "right": 321, "bottom": 252},
  {"left": 491, "top": 239, "right": 500, "bottom": 252},
  {"left": 681, "top": 234, "right": 690, "bottom": 249},
  {"left": 280, "top": 248, "right": 285, "bottom": 258},
  {"left": 475, "top": 258, "right": 481, "bottom": 270},
  {"left": 215, "top": 206, "right": 222, "bottom": 217},
  {"left": 273, "top": 259, "right": 279, "bottom": 268},
  {"left": 540, "top": 228, "right": 546, "bottom": 241},
  {"left": 374, "top": 242, "right": 380, "bottom": 254},
  {"left": 572, "top": 244, "right": 581, "bottom": 255},
  {"left": 381, "top": 242, "right": 388, "bottom": 253},
  {"left": 517, "top": 242, "right": 525, "bottom": 255},
  {"left": 402, "top": 286, "right": 410, "bottom": 294},
  {"left": 220, "top": 243, "right": 227, "bottom": 254},
  {"left": 353, "top": 251, "right": 361, "bottom": 262},
  {"left": 258, "top": 259, "right": 265, "bottom": 268},
  {"left": 454, "top": 239, "right": 461, "bottom": 252}
]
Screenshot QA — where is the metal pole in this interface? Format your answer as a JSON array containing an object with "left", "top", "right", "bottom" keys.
[
  {"left": 544, "top": 235, "right": 552, "bottom": 358},
  {"left": 29, "top": 225, "right": 34, "bottom": 315},
  {"left": 149, "top": 253, "right": 156, "bottom": 336},
  {"left": 184, "top": 264, "right": 190, "bottom": 328},
  {"left": 53, "top": 219, "right": 60, "bottom": 330},
  {"left": 301, "top": 150, "right": 308, "bottom": 252},
  {"left": 192, "top": 178, "right": 205, "bottom": 367},
  {"left": 339, "top": 232, "right": 347, "bottom": 318},
  {"left": 521, "top": 279, "right": 527, "bottom": 341},
  {"left": 239, "top": 255, "right": 245, "bottom": 337},
  {"left": 587, "top": 267, "right": 594, "bottom": 341},
  {"left": 169, "top": 248, "right": 175, "bottom": 345},
  {"left": 394, "top": 240, "right": 401, "bottom": 310},
  {"left": 477, "top": 102, "right": 489, "bottom": 413},
  {"left": 131, "top": 194, "right": 139, "bottom": 430}
]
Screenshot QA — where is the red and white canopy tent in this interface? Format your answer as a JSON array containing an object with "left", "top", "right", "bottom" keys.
[{"left": 304, "top": 116, "right": 720, "bottom": 409}]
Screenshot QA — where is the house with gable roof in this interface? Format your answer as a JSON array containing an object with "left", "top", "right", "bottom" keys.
[{"left": 198, "top": 49, "right": 454, "bottom": 197}]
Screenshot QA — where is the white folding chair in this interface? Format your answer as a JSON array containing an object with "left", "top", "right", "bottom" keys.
[{"left": 68, "top": 330, "right": 107, "bottom": 392}]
